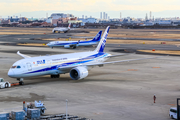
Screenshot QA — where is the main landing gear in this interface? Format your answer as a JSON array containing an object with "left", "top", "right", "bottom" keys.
[
  {"left": 51, "top": 74, "right": 60, "bottom": 78},
  {"left": 17, "top": 78, "right": 24, "bottom": 85}
]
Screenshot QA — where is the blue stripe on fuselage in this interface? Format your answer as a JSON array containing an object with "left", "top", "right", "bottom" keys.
[
  {"left": 25, "top": 52, "right": 108, "bottom": 74},
  {"left": 54, "top": 41, "right": 98, "bottom": 46}
]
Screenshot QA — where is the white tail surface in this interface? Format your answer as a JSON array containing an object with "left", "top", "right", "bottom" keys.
[{"left": 94, "top": 26, "right": 110, "bottom": 53}]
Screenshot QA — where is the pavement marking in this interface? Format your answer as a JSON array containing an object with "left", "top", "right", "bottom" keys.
[
  {"left": 168, "top": 104, "right": 175, "bottom": 106},
  {"left": 128, "top": 69, "right": 138, "bottom": 71},
  {"left": 152, "top": 67, "right": 161, "bottom": 68},
  {"left": 137, "top": 50, "right": 180, "bottom": 55}
]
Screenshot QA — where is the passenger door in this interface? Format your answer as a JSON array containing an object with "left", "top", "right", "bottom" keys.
[
  {"left": 47, "top": 60, "right": 51, "bottom": 68},
  {"left": 26, "top": 63, "right": 32, "bottom": 71}
]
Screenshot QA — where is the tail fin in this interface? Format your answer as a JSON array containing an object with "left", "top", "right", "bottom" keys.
[
  {"left": 68, "top": 23, "right": 71, "bottom": 29},
  {"left": 94, "top": 26, "right": 110, "bottom": 53},
  {"left": 91, "top": 31, "right": 102, "bottom": 41}
]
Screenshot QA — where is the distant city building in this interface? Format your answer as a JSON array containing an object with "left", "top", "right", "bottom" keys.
[
  {"left": 106, "top": 13, "right": 108, "bottom": 19},
  {"left": 1, "top": 19, "right": 10, "bottom": 24},
  {"left": 50, "top": 13, "right": 76, "bottom": 26},
  {"left": 51, "top": 13, "right": 74, "bottom": 19},
  {"left": 46, "top": 17, "right": 52, "bottom": 24},
  {"left": 156, "top": 20, "right": 172, "bottom": 25},
  {"left": 19, "top": 17, "right": 28, "bottom": 21},
  {"left": 100, "top": 12, "right": 102, "bottom": 19},
  {"left": 103, "top": 12, "right": 106, "bottom": 19},
  {"left": 9, "top": 16, "right": 19, "bottom": 22},
  {"left": 79, "top": 18, "right": 99, "bottom": 23}
]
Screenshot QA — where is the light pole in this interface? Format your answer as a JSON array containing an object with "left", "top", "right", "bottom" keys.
[{"left": 66, "top": 99, "right": 68, "bottom": 120}]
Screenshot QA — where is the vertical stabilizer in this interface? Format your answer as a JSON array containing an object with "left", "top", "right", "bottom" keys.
[
  {"left": 94, "top": 26, "right": 110, "bottom": 53},
  {"left": 68, "top": 23, "right": 71, "bottom": 29},
  {"left": 91, "top": 31, "right": 102, "bottom": 41}
]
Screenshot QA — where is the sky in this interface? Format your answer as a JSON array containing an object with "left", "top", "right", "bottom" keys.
[{"left": 0, "top": 0, "right": 180, "bottom": 18}]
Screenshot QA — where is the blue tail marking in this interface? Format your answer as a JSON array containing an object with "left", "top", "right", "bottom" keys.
[
  {"left": 91, "top": 31, "right": 102, "bottom": 41},
  {"left": 95, "top": 26, "right": 110, "bottom": 53}
]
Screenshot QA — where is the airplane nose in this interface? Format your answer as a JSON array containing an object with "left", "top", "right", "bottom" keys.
[
  {"left": 8, "top": 69, "right": 14, "bottom": 77},
  {"left": 46, "top": 43, "right": 50, "bottom": 46}
]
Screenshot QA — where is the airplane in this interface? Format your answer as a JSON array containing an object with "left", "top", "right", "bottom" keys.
[
  {"left": 47, "top": 31, "right": 102, "bottom": 49},
  {"left": 8, "top": 26, "right": 160, "bottom": 85},
  {"left": 52, "top": 23, "right": 71, "bottom": 33}
]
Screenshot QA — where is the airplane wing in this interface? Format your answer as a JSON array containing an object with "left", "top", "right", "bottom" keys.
[
  {"left": 58, "top": 56, "right": 163, "bottom": 70},
  {"left": 17, "top": 51, "right": 31, "bottom": 59},
  {"left": 85, "top": 56, "right": 162, "bottom": 66}
]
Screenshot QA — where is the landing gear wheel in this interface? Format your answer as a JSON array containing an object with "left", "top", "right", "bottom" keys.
[
  {"left": 171, "top": 115, "right": 174, "bottom": 119},
  {"left": 51, "top": 75, "right": 60, "bottom": 78},
  {"left": 19, "top": 81, "right": 24, "bottom": 85},
  {"left": 56, "top": 74, "right": 60, "bottom": 78},
  {"left": 72, "top": 46, "right": 76, "bottom": 49},
  {"left": 5, "top": 83, "right": 8, "bottom": 88},
  {"left": 51, "top": 75, "right": 54, "bottom": 78}
]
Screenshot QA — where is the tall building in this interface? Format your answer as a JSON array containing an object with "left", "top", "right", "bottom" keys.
[
  {"left": 120, "top": 12, "right": 122, "bottom": 19},
  {"left": 82, "top": 15, "right": 84, "bottom": 19},
  {"left": 103, "top": 12, "right": 106, "bottom": 19},
  {"left": 150, "top": 11, "right": 152, "bottom": 20},
  {"left": 106, "top": 13, "right": 108, "bottom": 19},
  {"left": 100, "top": 12, "right": 102, "bottom": 19},
  {"left": 145, "top": 13, "right": 148, "bottom": 20}
]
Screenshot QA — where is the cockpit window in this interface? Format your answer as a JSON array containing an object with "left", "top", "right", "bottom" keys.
[
  {"left": 11, "top": 65, "right": 21, "bottom": 69},
  {"left": 11, "top": 66, "right": 16, "bottom": 68},
  {"left": 17, "top": 66, "right": 21, "bottom": 68}
]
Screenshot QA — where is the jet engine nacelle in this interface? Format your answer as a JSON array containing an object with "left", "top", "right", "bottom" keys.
[
  {"left": 64, "top": 45, "right": 71, "bottom": 48},
  {"left": 64, "top": 45, "right": 76, "bottom": 49},
  {"left": 70, "top": 67, "right": 88, "bottom": 80}
]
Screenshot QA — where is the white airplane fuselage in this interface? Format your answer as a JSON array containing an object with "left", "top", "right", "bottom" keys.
[
  {"left": 47, "top": 31, "right": 102, "bottom": 49},
  {"left": 8, "top": 51, "right": 110, "bottom": 78},
  {"left": 47, "top": 40, "right": 99, "bottom": 47},
  {"left": 52, "top": 27, "right": 69, "bottom": 33}
]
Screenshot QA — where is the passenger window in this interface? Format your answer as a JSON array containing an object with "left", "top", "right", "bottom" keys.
[{"left": 17, "top": 66, "right": 21, "bottom": 68}]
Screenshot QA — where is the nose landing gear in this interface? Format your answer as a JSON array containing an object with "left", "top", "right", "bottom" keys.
[{"left": 17, "top": 78, "right": 24, "bottom": 85}]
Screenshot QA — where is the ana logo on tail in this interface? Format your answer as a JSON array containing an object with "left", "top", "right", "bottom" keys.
[
  {"left": 92, "top": 31, "right": 102, "bottom": 41},
  {"left": 95, "top": 26, "right": 110, "bottom": 53},
  {"left": 95, "top": 33, "right": 100, "bottom": 39}
]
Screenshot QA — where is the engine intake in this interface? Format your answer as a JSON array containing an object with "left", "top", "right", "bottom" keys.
[
  {"left": 70, "top": 67, "right": 88, "bottom": 80},
  {"left": 64, "top": 45, "right": 76, "bottom": 49},
  {"left": 64, "top": 45, "right": 70, "bottom": 48}
]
